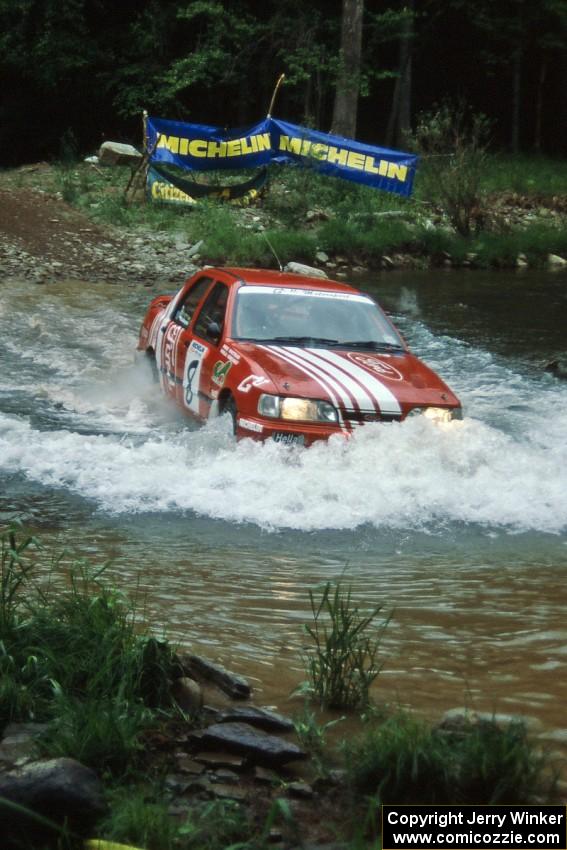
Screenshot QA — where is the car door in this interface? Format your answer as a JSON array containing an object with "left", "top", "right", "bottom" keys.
[
  {"left": 155, "top": 275, "right": 214, "bottom": 407},
  {"left": 175, "top": 280, "right": 231, "bottom": 419}
]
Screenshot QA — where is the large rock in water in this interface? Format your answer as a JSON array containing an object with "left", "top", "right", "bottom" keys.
[
  {"left": 217, "top": 706, "right": 294, "bottom": 733},
  {"left": 545, "top": 359, "right": 567, "bottom": 380},
  {"left": 197, "top": 722, "right": 307, "bottom": 767},
  {"left": 0, "top": 757, "right": 106, "bottom": 845},
  {"left": 181, "top": 654, "right": 251, "bottom": 699}
]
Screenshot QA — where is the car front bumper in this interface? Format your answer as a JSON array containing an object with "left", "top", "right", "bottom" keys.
[{"left": 235, "top": 415, "right": 343, "bottom": 447}]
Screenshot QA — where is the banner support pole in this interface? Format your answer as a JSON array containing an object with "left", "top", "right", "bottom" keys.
[
  {"left": 266, "top": 73, "right": 285, "bottom": 119},
  {"left": 142, "top": 109, "right": 148, "bottom": 154}
]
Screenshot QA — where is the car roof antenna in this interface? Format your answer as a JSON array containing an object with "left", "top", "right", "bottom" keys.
[{"left": 262, "top": 232, "right": 283, "bottom": 273}]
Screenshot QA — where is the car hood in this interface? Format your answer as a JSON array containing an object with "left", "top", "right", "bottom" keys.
[{"left": 236, "top": 343, "right": 459, "bottom": 416}]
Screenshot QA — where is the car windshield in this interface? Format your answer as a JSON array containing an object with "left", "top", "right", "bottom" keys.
[{"left": 231, "top": 286, "right": 404, "bottom": 349}]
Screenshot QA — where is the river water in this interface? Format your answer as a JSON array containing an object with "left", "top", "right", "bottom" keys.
[{"left": 1, "top": 270, "right": 566, "bottom": 762}]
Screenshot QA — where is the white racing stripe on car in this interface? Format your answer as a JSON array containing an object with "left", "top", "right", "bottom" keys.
[
  {"left": 262, "top": 346, "right": 350, "bottom": 433},
  {"left": 281, "top": 347, "right": 359, "bottom": 411},
  {"left": 313, "top": 349, "right": 402, "bottom": 416},
  {"left": 272, "top": 346, "right": 353, "bottom": 422},
  {"left": 292, "top": 348, "right": 377, "bottom": 413}
]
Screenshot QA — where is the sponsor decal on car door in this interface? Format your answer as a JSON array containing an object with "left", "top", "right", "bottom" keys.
[
  {"left": 158, "top": 320, "right": 182, "bottom": 395},
  {"left": 182, "top": 339, "right": 209, "bottom": 415}
]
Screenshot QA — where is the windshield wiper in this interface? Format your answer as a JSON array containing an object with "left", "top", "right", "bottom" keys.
[{"left": 334, "top": 340, "right": 404, "bottom": 351}]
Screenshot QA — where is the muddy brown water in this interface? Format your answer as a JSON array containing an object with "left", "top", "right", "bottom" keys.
[{"left": 1, "top": 269, "right": 566, "bottom": 767}]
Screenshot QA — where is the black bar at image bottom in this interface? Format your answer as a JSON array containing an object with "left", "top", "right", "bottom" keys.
[{"left": 382, "top": 805, "right": 567, "bottom": 850}]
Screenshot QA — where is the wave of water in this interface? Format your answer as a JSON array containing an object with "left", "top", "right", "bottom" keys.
[
  {"left": 1, "top": 405, "right": 566, "bottom": 532},
  {"left": 1, "top": 282, "right": 567, "bottom": 533}
]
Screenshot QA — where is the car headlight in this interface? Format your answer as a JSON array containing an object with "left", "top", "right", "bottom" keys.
[
  {"left": 407, "top": 406, "right": 462, "bottom": 423},
  {"left": 258, "top": 394, "right": 338, "bottom": 423}
]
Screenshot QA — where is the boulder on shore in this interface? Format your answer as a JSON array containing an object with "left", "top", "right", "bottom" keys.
[
  {"left": 0, "top": 757, "right": 106, "bottom": 845},
  {"left": 180, "top": 653, "right": 251, "bottom": 699},
  {"left": 99, "top": 141, "right": 143, "bottom": 167},
  {"left": 284, "top": 262, "right": 328, "bottom": 279},
  {"left": 196, "top": 722, "right": 307, "bottom": 767}
]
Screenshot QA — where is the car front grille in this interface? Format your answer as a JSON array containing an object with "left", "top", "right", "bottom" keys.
[{"left": 342, "top": 409, "right": 402, "bottom": 424}]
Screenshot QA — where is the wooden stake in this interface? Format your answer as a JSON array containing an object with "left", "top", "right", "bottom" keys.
[
  {"left": 142, "top": 109, "right": 149, "bottom": 154},
  {"left": 267, "top": 74, "right": 285, "bottom": 118}
]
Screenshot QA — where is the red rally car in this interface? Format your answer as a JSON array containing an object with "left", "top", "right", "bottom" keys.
[{"left": 137, "top": 267, "right": 462, "bottom": 446}]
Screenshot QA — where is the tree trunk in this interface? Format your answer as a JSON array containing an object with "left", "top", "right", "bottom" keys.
[
  {"left": 331, "top": 0, "right": 364, "bottom": 138},
  {"left": 511, "top": 47, "right": 522, "bottom": 153},
  {"left": 560, "top": 53, "right": 567, "bottom": 155},
  {"left": 386, "top": 0, "right": 414, "bottom": 148},
  {"left": 534, "top": 58, "right": 547, "bottom": 152}
]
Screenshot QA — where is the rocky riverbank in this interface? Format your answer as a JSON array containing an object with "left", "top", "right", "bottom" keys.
[
  {"left": 1, "top": 161, "right": 567, "bottom": 287},
  {"left": 0, "top": 655, "right": 342, "bottom": 849},
  {"left": 0, "top": 187, "right": 198, "bottom": 286}
]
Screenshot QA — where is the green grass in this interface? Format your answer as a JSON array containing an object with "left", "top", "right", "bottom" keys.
[
  {"left": 456, "top": 717, "right": 556, "bottom": 804},
  {"left": 1, "top": 525, "right": 560, "bottom": 849},
  {"left": 0, "top": 525, "right": 179, "bottom": 775},
  {"left": 416, "top": 221, "right": 567, "bottom": 267},
  {"left": 479, "top": 154, "right": 567, "bottom": 196},
  {"left": 40, "top": 695, "right": 152, "bottom": 776},
  {"left": 318, "top": 217, "right": 417, "bottom": 260},
  {"left": 97, "top": 787, "right": 180, "bottom": 850},
  {"left": 343, "top": 710, "right": 558, "bottom": 806},
  {"left": 98, "top": 787, "right": 252, "bottom": 850}
]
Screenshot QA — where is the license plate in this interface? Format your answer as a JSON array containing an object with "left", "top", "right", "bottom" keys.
[{"left": 272, "top": 432, "right": 305, "bottom": 446}]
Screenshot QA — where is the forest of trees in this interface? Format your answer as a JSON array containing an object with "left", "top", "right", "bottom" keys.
[{"left": 1, "top": 0, "right": 567, "bottom": 166}]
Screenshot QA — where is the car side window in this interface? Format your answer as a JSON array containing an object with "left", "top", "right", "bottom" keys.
[
  {"left": 193, "top": 282, "right": 229, "bottom": 342},
  {"left": 173, "top": 277, "right": 213, "bottom": 328}
]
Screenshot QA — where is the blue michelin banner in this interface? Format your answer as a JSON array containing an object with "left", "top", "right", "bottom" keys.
[{"left": 147, "top": 116, "right": 418, "bottom": 198}]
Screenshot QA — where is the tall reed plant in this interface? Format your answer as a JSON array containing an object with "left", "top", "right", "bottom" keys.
[{"left": 300, "top": 581, "right": 390, "bottom": 710}]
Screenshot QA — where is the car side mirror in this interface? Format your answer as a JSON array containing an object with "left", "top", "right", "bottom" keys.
[{"left": 206, "top": 321, "right": 221, "bottom": 343}]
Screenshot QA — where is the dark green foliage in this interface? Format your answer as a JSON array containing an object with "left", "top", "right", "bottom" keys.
[
  {"left": 98, "top": 787, "right": 254, "bottom": 850},
  {"left": 177, "top": 799, "right": 252, "bottom": 850},
  {"left": 1, "top": 0, "right": 567, "bottom": 165},
  {"left": 343, "top": 711, "right": 557, "bottom": 806},
  {"left": 480, "top": 154, "right": 567, "bottom": 196},
  {"left": 472, "top": 224, "right": 567, "bottom": 267}
]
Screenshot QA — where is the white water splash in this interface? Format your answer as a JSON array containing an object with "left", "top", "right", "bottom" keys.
[{"left": 1, "top": 409, "right": 566, "bottom": 532}]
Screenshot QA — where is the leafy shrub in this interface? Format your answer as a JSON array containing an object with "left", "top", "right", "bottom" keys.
[
  {"left": 409, "top": 102, "right": 490, "bottom": 236},
  {"left": 293, "top": 704, "right": 344, "bottom": 766}
]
